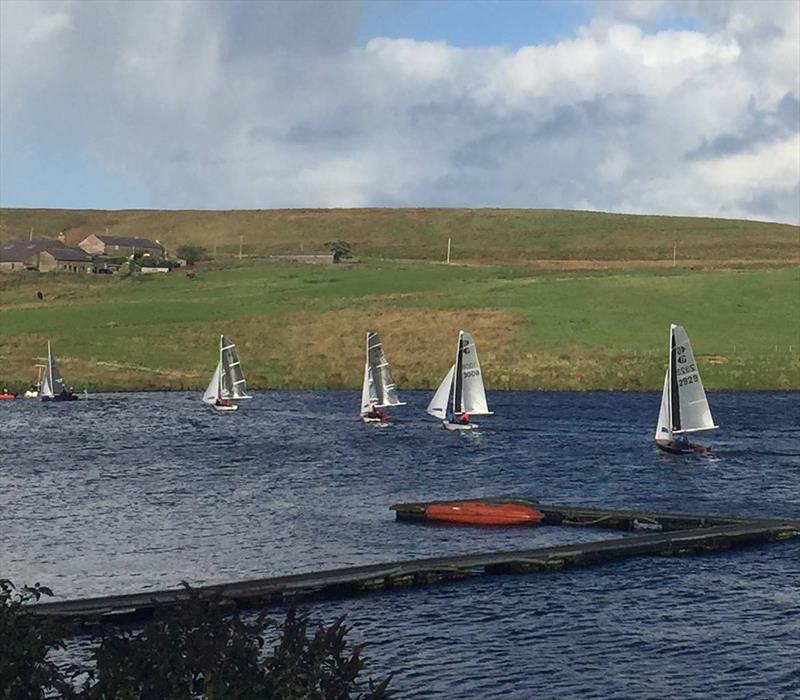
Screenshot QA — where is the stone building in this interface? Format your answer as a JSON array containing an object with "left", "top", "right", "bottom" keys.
[
  {"left": 0, "top": 240, "right": 64, "bottom": 272},
  {"left": 78, "top": 234, "right": 164, "bottom": 258},
  {"left": 0, "top": 239, "right": 94, "bottom": 273},
  {"left": 38, "top": 247, "right": 93, "bottom": 273}
]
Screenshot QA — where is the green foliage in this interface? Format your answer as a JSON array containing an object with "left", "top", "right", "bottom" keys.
[
  {"left": 176, "top": 244, "right": 208, "bottom": 266},
  {"left": 0, "top": 580, "right": 75, "bottom": 700},
  {"left": 0, "top": 582, "right": 390, "bottom": 699},
  {"left": 324, "top": 240, "right": 352, "bottom": 258}
]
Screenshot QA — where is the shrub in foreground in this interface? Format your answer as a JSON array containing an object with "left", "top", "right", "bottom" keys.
[{"left": 1, "top": 580, "right": 390, "bottom": 699}]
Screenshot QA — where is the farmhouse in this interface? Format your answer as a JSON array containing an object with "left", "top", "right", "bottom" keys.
[
  {"left": 0, "top": 239, "right": 64, "bottom": 272},
  {"left": 79, "top": 234, "right": 164, "bottom": 258},
  {"left": 38, "top": 247, "right": 93, "bottom": 273},
  {"left": 0, "top": 239, "right": 95, "bottom": 273}
]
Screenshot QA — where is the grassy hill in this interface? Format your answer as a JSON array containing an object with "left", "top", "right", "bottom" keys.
[
  {"left": 0, "top": 261, "right": 797, "bottom": 392},
  {"left": 1, "top": 207, "right": 798, "bottom": 265}
]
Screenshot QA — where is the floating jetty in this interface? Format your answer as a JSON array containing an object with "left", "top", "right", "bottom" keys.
[{"left": 30, "top": 499, "right": 799, "bottom": 628}]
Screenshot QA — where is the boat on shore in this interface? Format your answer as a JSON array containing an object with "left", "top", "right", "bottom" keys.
[{"left": 655, "top": 324, "right": 717, "bottom": 454}]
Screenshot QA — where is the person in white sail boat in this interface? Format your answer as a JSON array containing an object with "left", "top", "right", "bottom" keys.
[
  {"left": 457, "top": 411, "right": 471, "bottom": 425},
  {"left": 366, "top": 404, "right": 387, "bottom": 421},
  {"left": 675, "top": 433, "right": 690, "bottom": 448}
]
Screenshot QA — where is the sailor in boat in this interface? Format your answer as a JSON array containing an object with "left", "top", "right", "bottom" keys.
[
  {"left": 23, "top": 384, "right": 38, "bottom": 398},
  {"left": 456, "top": 411, "right": 471, "bottom": 425},
  {"left": 215, "top": 397, "right": 234, "bottom": 408},
  {"left": 57, "top": 386, "right": 79, "bottom": 402},
  {"left": 365, "top": 404, "right": 388, "bottom": 422},
  {"left": 0, "top": 387, "right": 17, "bottom": 400},
  {"left": 675, "top": 434, "right": 690, "bottom": 449}
]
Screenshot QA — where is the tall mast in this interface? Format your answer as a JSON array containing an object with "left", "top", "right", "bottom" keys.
[
  {"left": 669, "top": 326, "right": 681, "bottom": 432},
  {"left": 47, "top": 341, "right": 53, "bottom": 391},
  {"left": 453, "top": 331, "right": 464, "bottom": 414},
  {"left": 218, "top": 335, "right": 224, "bottom": 398}
]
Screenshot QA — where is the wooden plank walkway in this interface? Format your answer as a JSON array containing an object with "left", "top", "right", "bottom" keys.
[
  {"left": 390, "top": 498, "right": 780, "bottom": 531},
  {"left": 29, "top": 500, "right": 800, "bottom": 627}
]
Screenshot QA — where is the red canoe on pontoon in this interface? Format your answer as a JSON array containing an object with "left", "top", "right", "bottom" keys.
[{"left": 424, "top": 501, "right": 544, "bottom": 526}]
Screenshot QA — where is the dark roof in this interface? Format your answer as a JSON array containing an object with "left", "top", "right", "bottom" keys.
[
  {"left": 0, "top": 239, "right": 64, "bottom": 262},
  {"left": 44, "top": 247, "right": 93, "bottom": 262},
  {"left": 96, "top": 235, "right": 162, "bottom": 249}
]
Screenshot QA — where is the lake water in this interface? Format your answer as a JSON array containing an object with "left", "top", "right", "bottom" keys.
[{"left": 2, "top": 391, "right": 799, "bottom": 697}]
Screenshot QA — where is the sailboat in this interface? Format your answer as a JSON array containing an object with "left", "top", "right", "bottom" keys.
[
  {"left": 23, "top": 364, "right": 46, "bottom": 398},
  {"left": 427, "top": 330, "right": 492, "bottom": 430},
  {"left": 360, "top": 331, "right": 405, "bottom": 423},
  {"left": 202, "top": 335, "right": 250, "bottom": 412},
  {"left": 40, "top": 342, "right": 78, "bottom": 402},
  {"left": 655, "top": 324, "right": 717, "bottom": 454}
]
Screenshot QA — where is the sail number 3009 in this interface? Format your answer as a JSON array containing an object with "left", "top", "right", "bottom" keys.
[{"left": 463, "top": 369, "right": 481, "bottom": 378}]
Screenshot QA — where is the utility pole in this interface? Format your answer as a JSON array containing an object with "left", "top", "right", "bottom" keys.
[
  {"left": 672, "top": 241, "right": 677, "bottom": 268},
  {"left": 29, "top": 227, "right": 34, "bottom": 241},
  {"left": 238, "top": 235, "right": 243, "bottom": 260},
  {"left": 446, "top": 237, "right": 451, "bottom": 265}
]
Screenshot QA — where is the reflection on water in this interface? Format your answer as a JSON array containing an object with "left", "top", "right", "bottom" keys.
[{"left": 2, "top": 390, "right": 798, "bottom": 697}]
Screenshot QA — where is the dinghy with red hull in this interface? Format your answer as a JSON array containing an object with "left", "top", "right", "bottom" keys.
[
  {"left": 424, "top": 501, "right": 544, "bottom": 526},
  {"left": 202, "top": 335, "right": 250, "bottom": 412}
]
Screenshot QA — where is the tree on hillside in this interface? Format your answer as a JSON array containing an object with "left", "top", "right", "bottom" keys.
[
  {"left": 176, "top": 244, "right": 208, "bottom": 266},
  {"left": 324, "top": 240, "right": 352, "bottom": 261}
]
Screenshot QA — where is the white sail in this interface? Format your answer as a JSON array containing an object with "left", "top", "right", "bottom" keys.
[
  {"left": 220, "top": 335, "right": 250, "bottom": 399},
  {"left": 360, "top": 361, "right": 379, "bottom": 415},
  {"left": 40, "top": 341, "right": 65, "bottom": 398},
  {"left": 203, "top": 361, "right": 222, "bottom": 405},
  {"left": 365, "top": 331, "right": 404, "bottom": 408},
  {"left": 427, "top": 365, "right": 455, "bottom": 418},
  {"left": 40, "top": 372, "right": 53, "bottom": 398},
  {"left": 457, "top": 330, "right": 491, "bottom": 415},
  {"left": 670, "top": 324, "right": 716, "bottom": 434},
  {"left": 654, "top": 368, "right": 671, "bottom": 441}
]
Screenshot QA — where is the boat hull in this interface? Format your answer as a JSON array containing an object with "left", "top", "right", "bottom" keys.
[
  {"left": 41, "top": 394, "right": 79, "bottom": 402},
  {"left": 424, "top": 501, "right": 544, "bottom": 526},
  {"left": 361, "top": 415, "right": 389, "bottom": 424},
  {"left": 655, "top": 439, "right": 710, "bottom": 454},
  {"left": 0, "top": 393, "right": 16, "bottom": 400},
  {"left": 213, "top": 403, "right": 239, "bottom": 412},
  {"left": 442, "top": 421, "right": 477, "bottom": 431}
]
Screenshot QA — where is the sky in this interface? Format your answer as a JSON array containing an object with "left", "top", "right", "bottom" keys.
[{"left": 1, "top": 0, "right": 798, "bottom": 223}]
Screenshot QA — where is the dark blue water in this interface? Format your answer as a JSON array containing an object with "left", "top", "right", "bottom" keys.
[{"left": 2, "top": 391, "right": 799, "bottom": 697}]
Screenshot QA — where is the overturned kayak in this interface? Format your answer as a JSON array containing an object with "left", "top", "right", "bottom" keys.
[{"left": 424, "top": 501, "right": 544, "bottom": 526}]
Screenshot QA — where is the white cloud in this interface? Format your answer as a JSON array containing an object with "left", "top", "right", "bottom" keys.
[{"left": 1, "top": 0, "right": 798, "bottom": 223}]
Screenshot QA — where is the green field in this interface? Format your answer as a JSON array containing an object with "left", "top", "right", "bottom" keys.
[
  {"left": 1, "top": 261, "right": 797, "bottom": 391},
  {"left": 2, "top": 207, "right": 798, "bottom": 265}
]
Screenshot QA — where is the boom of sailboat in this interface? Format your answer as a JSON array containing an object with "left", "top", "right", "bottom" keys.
[{"left": 7, "top": 325, "right": 721, "bottom": 453}]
